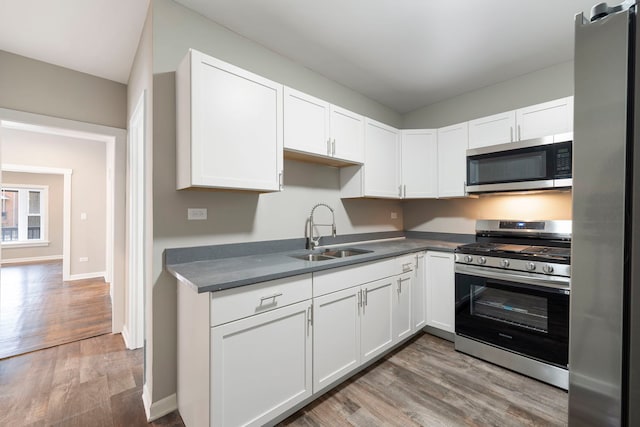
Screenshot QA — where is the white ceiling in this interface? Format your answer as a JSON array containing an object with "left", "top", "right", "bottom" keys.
[
  {"left": 0, "top": 0, "right": 150, "bottom": 84},
  {"left": 0, "top": 0, "right": 597, "bottom": 113},
  {"left": 176, "top": 0, "right": 597, "bottom": 113}
]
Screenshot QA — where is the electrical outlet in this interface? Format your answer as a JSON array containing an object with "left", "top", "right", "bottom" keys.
[
  {"left": 79, "top": 257, "right": 89, "bottom": 262},
  {"left": 80, "top": 212, "right": 87, "bottom": 220},
  {"left": 391, "top": 212, "right": 398, "bottom": 219},
  {"left": 188, "top": 208, "right": 207, "bottom": 220}
]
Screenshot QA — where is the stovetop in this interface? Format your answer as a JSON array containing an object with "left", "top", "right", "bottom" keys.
[{"left": 456, "top": 242, "right": 571, "bottom": 263}]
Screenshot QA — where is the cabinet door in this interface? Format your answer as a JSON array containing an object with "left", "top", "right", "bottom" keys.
[
  {"left": 516, "top": 96, "right": 574, "bottom": 140},
  {"left": 361, "top": 278, "right": 394, "bottom": 363},
  {"left": 426, "top": 251, "right": 455, "bottom": 333},
  {"left": 393, "top": 272, "right": 413, "bottom": 343},
  {"left": 468, "top": 111, "right": 516, "bottom": 149},
  {"left": 437, "top": 122, "right": 469, "bottom": 198},
  {"left": 330, "top": 105, "right": 365, "bottom": 163},
  {"left": 181, "top": 50, "right": 283, "bottom": 191},
  {"left": 313, "top": 287, "right": 361, "bottom": 392},
  {"left": 412, "top": 252, "right": 427, "bottom": 332},
  {"left": 211, "top": 300, "right": 312, "bottom": 427},
  {"left": 364, "top": 118, "right": 401, "bottom": 198},
  {"left": 401, "top": 129, "right": 438, "bottom": 198},
  {"left": 283, "top": 87, "right": 331, "bottom": 157}
]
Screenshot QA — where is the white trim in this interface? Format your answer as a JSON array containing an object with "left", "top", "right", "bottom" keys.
[
  {"left": 121, "top": 324, "right": 132, "bottom": 350},
  {"left": 0, "top": 108, "right": 126, "bottom": 335},
  {"left": 2, "top": 241, "right": 50, "bottom": 248},
  {"left": 142, "top": 385, "right": 178, "bottom": 422},
  {"left": 1, "top": 165, "right": 72, "bottom": 279},
  {"left": 126, "top": 91, "right": 146, "bottom": 350},
  {"left": 0, "top": 254, "right": 62, "bottom": 265},
  {"left": 66, "top": 271, "right": 107, "bottom": 281}
]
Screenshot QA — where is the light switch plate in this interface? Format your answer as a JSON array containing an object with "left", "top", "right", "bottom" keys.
[
  {"left": 188, "top": 208, "right": 207, "bottom": 220},
  {"left": 391, "top": 212, "right": 398, "bottom": 219}
]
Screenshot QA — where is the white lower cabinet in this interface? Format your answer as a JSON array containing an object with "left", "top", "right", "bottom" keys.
[
  {"left": 211, "top": 301, "right": 312, "bottom": 427},
  {"left": 360, "top": 278, "right": 395, "bottom": 363},
  {"left": 392, "top": 272, "right": 413, "bottom": 342},
  {"left": 177, "top": 252, "right": 440, "bottom": 426},
  {"left": 313, "top": 287, "right": 361, "bottom": 392},
  {"left": 412, "top": 252, "right": 427, "bottom": 331},
  {"left": 426, "top": 251, "right": 455, "bottom": 333}
]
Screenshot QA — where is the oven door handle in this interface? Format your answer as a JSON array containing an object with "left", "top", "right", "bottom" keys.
[{"left": 455, "top": 264, "right": 570, "bottom": 291}]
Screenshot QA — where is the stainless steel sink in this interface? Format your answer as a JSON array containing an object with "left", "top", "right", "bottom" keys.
[
  {"left": 321, "top": 248, "right": 372, "bottom": 258},
  {"left": 292, "top": 253, "right": 336, "bottom": 262},
  {"left": 291, "top": 247, "right": 373, "bottom": 262}
]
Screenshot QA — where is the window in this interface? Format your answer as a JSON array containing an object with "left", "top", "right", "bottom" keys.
[{"left": 1, "top": 185, "right": 48, "bottom": 246}]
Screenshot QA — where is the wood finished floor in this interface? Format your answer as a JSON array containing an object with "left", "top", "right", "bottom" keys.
[
  {"left": 279, "top": 333, "right": 568, "bottom": 427},
  {"left": 0, "top": 331, "right": 567, "bottom": 426},
  {"left": 0, "top": 261, "right": 112, "bottom": 359},
  {"left": 0, "top": 333, "right": 183, "bottom": 426}
]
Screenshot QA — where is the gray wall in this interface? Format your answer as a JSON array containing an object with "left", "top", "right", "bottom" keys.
[
  {"left": 1, "top": 128, "right": 107, "bottom": 276},
  {"left": 0, "top": 50, "right": 127, "bottom": 129},
  {"left": 402, "top": 61, "right": 575, "bottom": 234},
  {"left": 403, "top": 61, "right": 574, "bottom": 129},
  {"left": 1, "top": 172, "right": 64, "bottom": 261},
  {"left": 149, "top": 0, "right": 404, "bottom": 402}
]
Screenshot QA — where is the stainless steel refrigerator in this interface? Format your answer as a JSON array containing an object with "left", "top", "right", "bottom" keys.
[{"left": 571, "top": 1, "right": 640, "bottom": 425}]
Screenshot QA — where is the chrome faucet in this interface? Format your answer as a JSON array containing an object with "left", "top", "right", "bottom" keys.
[{"left": 307, "top": 203, "right": 336, "bottom": 250}]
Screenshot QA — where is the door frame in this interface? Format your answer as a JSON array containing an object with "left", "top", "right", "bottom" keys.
[{"left": 0, "top": 108, "right": 126, "bottom": 333}]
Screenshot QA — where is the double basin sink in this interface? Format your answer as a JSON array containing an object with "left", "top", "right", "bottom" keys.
[{"left": 291, "top": 248, "right": 373, "bottom": 262}]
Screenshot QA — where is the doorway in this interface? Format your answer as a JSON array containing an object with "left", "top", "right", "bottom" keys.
[{"left": 0, "top": 108, "right": 126, "bottom": 357}]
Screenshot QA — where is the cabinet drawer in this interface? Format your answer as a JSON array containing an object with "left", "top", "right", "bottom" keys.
[
  {"left": 313, "top": 258, "right": 397, "bottom": 297},
  {"left": 211, "top": 274, "right": 312, "bottom": 326},
  {"left": 397, "top": 253, "right": 417, "bottom": 273}
]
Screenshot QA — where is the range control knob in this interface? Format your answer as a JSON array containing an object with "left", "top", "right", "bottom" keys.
[
  {"left": 464, "top": 255, "right": 474, "bottom": 263},
  {"left": 543, "top": 264, "right": 554, "bottom": 274},
  {"left": 500, "top": 259, "right": 510, "bottom": 268},
  {"left": 478, "top": 256, "right": 487, "bottom": 265},
  {"left": 526, "top": 262, "right": 536, "bottom": 271}
]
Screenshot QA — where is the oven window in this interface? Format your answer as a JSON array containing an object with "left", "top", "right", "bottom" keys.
[
  {"left": 470, "top": 285, "right": 548, "bottom": 333},
  {"left": 468, "top": 150, "right": 547, "bottom": 184}
]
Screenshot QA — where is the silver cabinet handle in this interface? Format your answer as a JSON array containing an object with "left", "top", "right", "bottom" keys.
[
  {"left": 307, "top": 305, "right": 313, "bottom": 328},
  {"left": 402, "top": 262, "right": 413, "bottom": 272},
  {"left": 327, "top": 138, "right": 332, "bottom": 156},
  {"left": 364, "top": 288, "right": 368, "bottom": 306},
  {"left": 357, "top": 289, "right": 362, "bottom": 307},
  {"left": 517, "top": 124, "right": 521, "bottom": 140},
  {"left": 332, "top": 139, "right": 336, "bottom": 156},
  {"left": 260, "top": 292, "right": 282, "bottom": 303},
  {"left": 399, "top": 185, "right": 403, "bottom": 197},
  {"left": 278, "top": 172, "right": 283, "bottom": 190},
  {"left": 510, "top": 126, "right": 513, "bottom": 142},
  {"left": 403, "top": 184, "right": 407, "bottom": 198},
  {"left": 397, "top": 278, "right": 401, "bottom": 293}
]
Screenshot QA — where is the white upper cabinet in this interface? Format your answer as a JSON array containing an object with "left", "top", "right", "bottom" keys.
[
  {"left": 284, "top": 87, "right": 364, "bottom": 165},
  {"left": 468, "top": 111, "right": 516, "bottom": 149},
  {"left": 176, "top": 49, "right": 283, "bottom": 192},
  {"left": 516, "top": 96, "right": 574, "bottom": 141},
  {"left": 437, "top": 122, "right": 469, "bottom": 198},
  {"left": 283, "top": 87, "right": 331, "bottom": 157},
  {"left": 401, "top": 129, "right": 438, "bottom": 198},
  {"left": 340, "top": 119, "right": 400, "bottom": 198},
  {"left": 330, "top": 105, "right": 365, "bottom": 163}
]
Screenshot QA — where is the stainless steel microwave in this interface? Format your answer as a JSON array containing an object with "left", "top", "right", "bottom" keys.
[{"left": 465, "top": 133, "right": 572, "bottom": 194}]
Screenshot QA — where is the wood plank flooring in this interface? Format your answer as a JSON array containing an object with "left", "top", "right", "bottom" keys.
[
  {"left": 0, "top": 261, "right": 112, "bottom": 359},
  {"left": 280, "top": 334, "right": 568, "bottom": 426},
  {"left": 0, "top": 333, "right": 182, "bottom": 426}
]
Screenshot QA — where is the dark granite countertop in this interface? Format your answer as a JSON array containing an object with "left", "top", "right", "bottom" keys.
[{"left": 166, "top": 237, "right": 465, "bottom": 293}]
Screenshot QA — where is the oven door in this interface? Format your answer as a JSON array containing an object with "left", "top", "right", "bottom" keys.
[{"left": 455, "top": 264, "right": 569, "bottom": 368}]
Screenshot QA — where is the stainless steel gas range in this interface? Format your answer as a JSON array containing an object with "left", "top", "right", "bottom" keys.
[{"left": 454, "top": 219, "right": 571, "bottom": 390}]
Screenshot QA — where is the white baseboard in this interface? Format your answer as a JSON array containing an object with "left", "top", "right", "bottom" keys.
[
  {"left": 121, "top": 325, "right": 131, "bottom": 350},
  {"left": 66, "top": 271, "right": 106, "bottom": 281},
  {"left": 0, "top": 255, "right": 62, "bottom": 265},
  {"left": 142, "top": 384, "right": 178, "bottom": 422}
]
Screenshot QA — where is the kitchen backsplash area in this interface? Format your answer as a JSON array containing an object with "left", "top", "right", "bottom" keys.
[{"left": 403, "top": 191, "right": 572, "bottom": 235}]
